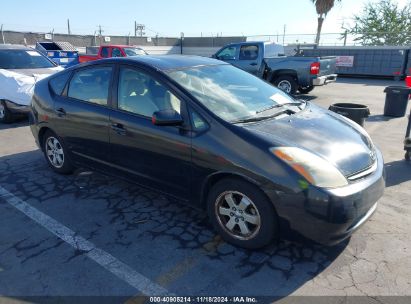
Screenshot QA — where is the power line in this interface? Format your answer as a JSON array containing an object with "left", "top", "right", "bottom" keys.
[
  {"left": 97, "top": 25, "right": 104, "bottom": 36},
  {"left": 134, "top": 22, "right": 145, "bottom": 37}
]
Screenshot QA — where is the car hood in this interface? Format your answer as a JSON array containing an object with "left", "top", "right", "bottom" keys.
[
  {"left": 243, "top": 103, "right": 375, "bottom": 177},
  {"left": 0, "top": 67, "right": 62, "bottom": 106}
]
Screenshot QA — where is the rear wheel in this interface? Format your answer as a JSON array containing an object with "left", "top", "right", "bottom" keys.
[
  {"left": 273, "top": 76, "right": 297, "bottom": 95},
  {"left": 207, "top": 178, "right": 278, "bottom": 249},
  {"left": 299, "top": 86, "right": 315, "bottom": 94},
  {"left": 406, "top": 151, "right": 410, "bottom": 161},
  {"left": 0, "top": 100, "right": 15, "bottom": 123},
  {"left": 43, "top": 130, "right": 74, "bottom": 174}
]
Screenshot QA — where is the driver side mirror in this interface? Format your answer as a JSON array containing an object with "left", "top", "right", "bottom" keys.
[
  {"left": 211, "top": 54, "right": 217, "bottom": 59},
  {"left": 152, "top": 109, "right": 183, "bottom": 126}
]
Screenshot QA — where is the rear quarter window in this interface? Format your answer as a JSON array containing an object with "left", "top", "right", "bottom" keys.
[{"left": 49, "top": 72, "right": 71, "bottom": 95}]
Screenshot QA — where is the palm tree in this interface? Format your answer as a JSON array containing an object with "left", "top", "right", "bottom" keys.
[{"left": 311, "top": 0, "right": 341, "bottom": 45}]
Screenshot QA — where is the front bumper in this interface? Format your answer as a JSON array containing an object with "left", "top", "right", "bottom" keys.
[
  {"left": 4, "top": 100, "right": 30, "bottom": 115},
  {"left": 313, "top": 74, "right": 338, "bottom": 86},
  {"left": 271, "top": 148, "right": 385, "bottom": 245}
]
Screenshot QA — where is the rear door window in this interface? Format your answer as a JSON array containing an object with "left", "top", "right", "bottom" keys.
[
  {"left": 68, "top": 66, "right": 112, "bottom": 106},
  {"left": 100, "top": 47, "right": 110, "bottom": 58},
  {"left": 239, "top": 45, "right": 259, "bottom": 60},
  {"left": 111, "top": 48, "right": 122, "bottom": 57}
]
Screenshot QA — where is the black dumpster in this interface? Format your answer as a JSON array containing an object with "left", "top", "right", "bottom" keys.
[
  {"left": 329, "top": 103, "right": 370, "bottom": 127},
  {"left": 384, "top": 86, "right": 410, "bottom": 117},
  {"left": 405, "top": 109, "right": 411, "bottom": 161}
]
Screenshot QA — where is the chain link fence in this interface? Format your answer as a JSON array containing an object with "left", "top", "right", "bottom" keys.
[{"left": 3, "top": 29, "right": 411, "bottom": 48}]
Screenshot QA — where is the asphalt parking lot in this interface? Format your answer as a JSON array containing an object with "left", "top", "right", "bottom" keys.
[{"left": 1, "top": 78, "right": 411, "bottom": 303}]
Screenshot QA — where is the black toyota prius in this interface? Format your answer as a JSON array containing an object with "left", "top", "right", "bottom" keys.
[{"left": 30, "top": 55, "right": 385, "bottom": 249}]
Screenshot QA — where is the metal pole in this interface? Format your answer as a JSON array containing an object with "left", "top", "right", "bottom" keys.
[
  {"left": 98, "top": 25, "right": 103, "bottom": 45},
  {"left": 180, "top": 32, "right": 184, "bottom": 55},
  {"left": 134, "top": 21, "right": 137, "bottom": 37},
  {"left": 343, "top": 30, "right": 348, "bottom": 46},
  {"left": 67, "top": 19, "right": 71, "bottom": 35},
  {"left": 282, "top": 24, "right": 286, "bottom": 45}
]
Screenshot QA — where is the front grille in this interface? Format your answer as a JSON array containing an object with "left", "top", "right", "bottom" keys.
[{"left": 347, "top": 160, "right": 378, "bottom": 181}]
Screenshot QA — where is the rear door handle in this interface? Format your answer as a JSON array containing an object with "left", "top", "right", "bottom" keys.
[
  {"left": 55, "top": 108, "right": 66, "bottom": 117},
  {"left": 250, "top": 62, "right": 258, "bottom": 66},
  {"left": 111, "top": 123, "right": 126, "bottom": 136}
]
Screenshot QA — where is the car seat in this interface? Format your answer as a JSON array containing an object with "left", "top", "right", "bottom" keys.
[{"left": 120, "top": 79, "right": 159, "bottom": 117}]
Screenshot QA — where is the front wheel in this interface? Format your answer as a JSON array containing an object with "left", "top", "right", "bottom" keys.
[
  {"left": 273, "top": 76, "right": 297, "bottom": 95},
  {"left": 43, "top": 130, "right": 74, "bottom": 174},
  {"left": 207, "top": 178, "right": 279, "bottom": 249},
  {"left": 298, "top": 86, "right": 315, "bottom": 94},
  {"left": 0, "top": 100, "right": 15, "bottom": 123}
]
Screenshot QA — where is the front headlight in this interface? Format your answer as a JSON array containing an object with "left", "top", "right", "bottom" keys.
[{"left": 270, "top": 147, "right": 348, "bottom": 188}]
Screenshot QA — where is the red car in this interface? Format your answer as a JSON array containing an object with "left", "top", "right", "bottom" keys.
[{"left": 79, "top": 45, "right": 147, "bottom": 63}]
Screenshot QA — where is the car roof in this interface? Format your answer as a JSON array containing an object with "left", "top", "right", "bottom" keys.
[
  {"left": 0, "top": 44, "right": 32, "bottom": 50},
  {"left": 107, "top": 55, "right": 228, "bottom": 71},
  {"left": 109, "top": 45, "right": 140, "bottom": 48},
  {"left": 225, "top": 41, "right": 264, "bottom": 46}
]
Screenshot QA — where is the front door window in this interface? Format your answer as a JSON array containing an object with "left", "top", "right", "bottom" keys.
[{"left": 117, "top": 67, "right": 181, "bottom": 117}]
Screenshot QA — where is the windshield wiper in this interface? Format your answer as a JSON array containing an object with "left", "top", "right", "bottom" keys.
[
  {"left": 256, "top": 101, "right": 305, "bottom": 114},
  {"left": 256, "top": 104, "right": 282, "bottom": 114},
  {"left": 232, "top": 109, "right": 290, "bottom": 124}
]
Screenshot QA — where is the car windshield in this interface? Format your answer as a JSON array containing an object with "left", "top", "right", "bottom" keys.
[
  {"left": 0, "top": 49, "right": 55, "bottom": 69},
  {"left": 124, "top": 48, "right": 147, "bottom": 56},
  {"left": 166, "top": 64, "right": 300, "bottom": 122}
]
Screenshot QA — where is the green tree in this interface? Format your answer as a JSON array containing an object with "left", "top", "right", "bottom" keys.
[
  {"left": 311, "top": 0, "right": 341, "bottom": 45},
  {"left": 347, "top": 0, "right": 411, "bottom": 46}
]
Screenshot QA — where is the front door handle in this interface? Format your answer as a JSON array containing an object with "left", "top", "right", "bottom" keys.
[
  {"left": 111, "top": 123, "right": 126, "bottom": 136},
  {"left": 250, "top": 62, "right": 258, "bottom": 66},
  {"left": 55, "top": 108, "right": 66, "bottom": 117}
]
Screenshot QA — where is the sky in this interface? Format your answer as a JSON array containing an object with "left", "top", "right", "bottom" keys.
[{"left": 0, "top": 0, "right": 409, "bottom": 40}]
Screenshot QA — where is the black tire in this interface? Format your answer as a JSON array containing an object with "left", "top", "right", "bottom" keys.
[
  {"left": 406, "top": 151, "right": 411, "bottom": 161},
  {"left": 298, "top": 86, "right": 315, "bottom": 94},
  {"left": 43, "top": 130, "right": 74, "bottom": 174},
  {"left": 207, "top": 178, "right": 279, "bottom": 249},
  {"left": 273, "top": 76, "right": 298, "bottom": 95},
  {"left": 0, "top": 100, "right": 15, "bottom": 123}
]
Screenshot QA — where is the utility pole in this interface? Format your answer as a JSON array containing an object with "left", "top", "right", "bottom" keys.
[
  {"left": 97, "top": 25, "right": 103, "bottom": 45},
  {"left": 135, "top": 23, "right": 145, "bottom": 37},
  {"left": 180, "top": 32, "right": 184, "bottom": 55},
  {"left": 1, "top": 24, "right": 5, "bottom": 44},
  {"left": 67, "top": 19, "right": 71, "bottom": 35},
  {"left": 282, "top": 24, "right": 286, "bottom": 45},
  {"left": 343, "top": 30, "right": 348, "bottom": 46},
  {"left": 98, "top": 25, "right": 103, "bottom": 37}
]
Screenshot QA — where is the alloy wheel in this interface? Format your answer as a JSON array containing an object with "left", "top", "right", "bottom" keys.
[
  {"left": 277, "top": 80, "right": 292, "bottom": 93},
  {"left": 215, "top": 191, "right": 261, "bottom": 240},
  {"left": 0, "top": 103, "right": 5, "bottom": 119},
  {"left": 45, "top": 137, "right": 65, "bottom": 168}
]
